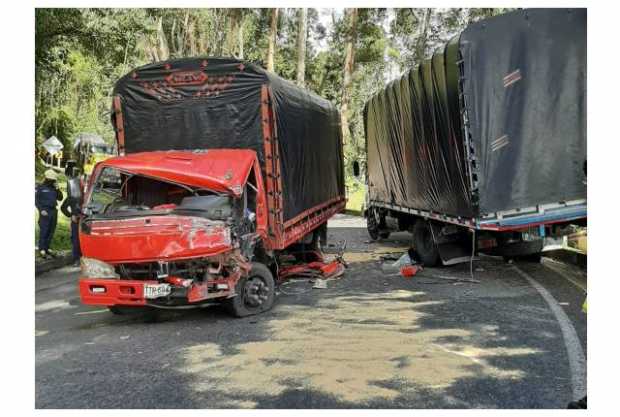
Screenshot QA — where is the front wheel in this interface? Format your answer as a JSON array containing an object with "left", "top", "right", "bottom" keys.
[{"left": 225, "top": 263, "right": 276, "bottom": 317}]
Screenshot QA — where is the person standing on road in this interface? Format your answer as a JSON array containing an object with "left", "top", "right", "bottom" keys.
[
  {"left": 61, "top": 191, "right": 82, "bottom": 266},
  {"left": 36, "top": 169, "right": 63, "bottom": 259}
]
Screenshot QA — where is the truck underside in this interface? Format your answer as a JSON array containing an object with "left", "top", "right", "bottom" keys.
[{"left": 365, "top": 202, "right": 586, "bottom": 267}]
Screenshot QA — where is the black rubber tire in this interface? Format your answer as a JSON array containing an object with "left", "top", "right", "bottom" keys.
[
  {"left": 367, "top": 211, "right": 380, "bottom": 241},
  {"left": 225, "top": 263, "right": 276, "bottom": 318},
  {"left": 412, "top": 220, "right": 440, "bottom": 267},
  {"left": 379, "top": 231, "right": 391, "bottom": 239}
]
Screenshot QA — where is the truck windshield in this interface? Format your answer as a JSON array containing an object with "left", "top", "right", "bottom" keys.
[{"left": 85, "top": 166, "right": 234, "bottom": 219}]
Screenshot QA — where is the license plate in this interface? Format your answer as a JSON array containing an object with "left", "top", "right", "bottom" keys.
[{"left": 143, "top": 283, "right": 171, "bottom": 299}]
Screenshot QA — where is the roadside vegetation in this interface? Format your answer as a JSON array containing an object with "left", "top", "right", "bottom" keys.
[{"left": 35, "top": 8, "right": 508, "bottom": 253}]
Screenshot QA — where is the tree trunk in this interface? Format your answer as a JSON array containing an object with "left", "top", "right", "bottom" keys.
[
  {"left": 267, "top": 8, "right": 279, "bottom": 72},
  {"left": 340, "top": 8, "right": 358, "bottom": 144},
  {"left": 156, "top": 16, "right": 169, "bottom": 60},
  {"left": 188, "top": 20, "right": 197, "bottom": 56},
  {"left": 296, "top": 8, "right": 308, "bottom": 87},
  {"left": 415, "top": 8, "right": 432, "bottom": 63},
  {"left": 238, "top": 20, "right": 244, "bottom": 59}
]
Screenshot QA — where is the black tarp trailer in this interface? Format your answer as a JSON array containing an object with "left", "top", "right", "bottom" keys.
[
  {"left": 362, "top": 9, "right": 586, "bottom": 265},
  {"left": 111, "top": 57, "right": 346, "bottom": 251}
]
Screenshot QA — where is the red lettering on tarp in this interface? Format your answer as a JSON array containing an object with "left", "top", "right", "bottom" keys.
[{"left": 165, "top": 71, "right": 208, "bottom": 86}]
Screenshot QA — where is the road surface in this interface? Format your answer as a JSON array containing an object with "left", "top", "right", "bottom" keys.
[{"left": 35, "top": 214, "right": 587, "bottom": 408}]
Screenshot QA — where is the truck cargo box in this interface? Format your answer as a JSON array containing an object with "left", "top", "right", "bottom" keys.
[
  {"left": 364, "top": 9, "right": 586, "bottom": 228},
  {"left": 112, "top": 57, "right": 345, "bottom": 225}
]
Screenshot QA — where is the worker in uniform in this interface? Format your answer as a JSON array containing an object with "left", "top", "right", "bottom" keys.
[
  {"left": 36, "top": 169, "right": 63, "bottom": 258},
  {"left": 61, "top": 190, "right": 82, "bottom": 266}
]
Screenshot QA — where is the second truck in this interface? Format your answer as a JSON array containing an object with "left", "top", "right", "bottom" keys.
[{"left": 362, "top": 9, "right": 586, "bottom": 266}]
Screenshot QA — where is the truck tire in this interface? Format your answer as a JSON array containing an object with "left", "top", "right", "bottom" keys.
[
  {"left": 367, "top": 211, "right": 380, "bottom": 240},
  {"left": 412, "top": 220, "right": 440, "bottom": 267},
  {"left": 225, "top": 263, "right": 276, "bottom": 318}
]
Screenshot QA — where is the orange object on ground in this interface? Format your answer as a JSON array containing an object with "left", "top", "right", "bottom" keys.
[{"left": 400, "top": 264, "right": 421, "bottom": 278}]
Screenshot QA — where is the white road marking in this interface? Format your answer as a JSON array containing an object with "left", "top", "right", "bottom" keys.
[{"left": 513, "top": 266, "right": 586, "bottom": 399}]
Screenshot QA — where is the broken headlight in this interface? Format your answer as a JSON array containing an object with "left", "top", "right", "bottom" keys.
[{"left": 80, "top": 257, "right": 119, "bottom": 279}]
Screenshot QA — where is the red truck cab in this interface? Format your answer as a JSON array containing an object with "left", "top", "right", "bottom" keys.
[
  {"left": 78, "top": 149, "right": 277, "bottom": 317},
  {"left": 76, "top": 57, "right": 347, "bottom": 316}
]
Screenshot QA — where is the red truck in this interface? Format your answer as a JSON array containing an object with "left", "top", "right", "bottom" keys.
[{"left": 74, "top": 58, "right": 345, "bottom": 317}]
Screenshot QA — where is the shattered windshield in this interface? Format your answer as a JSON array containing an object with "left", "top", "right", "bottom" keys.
[{"left": 85, "top": 166, "right": 235, "bottom": 219}]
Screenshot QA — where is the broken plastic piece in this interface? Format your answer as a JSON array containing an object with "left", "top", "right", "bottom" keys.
[{"left": 400, "top": 265, "right": 422, "bottom": 278}]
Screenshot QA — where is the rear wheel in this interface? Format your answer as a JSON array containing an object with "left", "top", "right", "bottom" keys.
[
  {"left": 225, "top": 263, "right": 276, "bottom": 317},
  {"left": 412, "top": 220, "right": 440, "bottom": 267},
  {"left": 367, "top": 210, "right": 380, "bottom": 240}
]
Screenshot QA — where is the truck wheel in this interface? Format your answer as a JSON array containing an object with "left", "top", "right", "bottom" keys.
[
  {"left": 367, "top": 211, "right": 380, "bottom": 240},
  {"left": 225, "top": 263, "right": 276, "bottom": 317},
  {"left": 412, "top": 220, "right": 440, "bottom": 267}
]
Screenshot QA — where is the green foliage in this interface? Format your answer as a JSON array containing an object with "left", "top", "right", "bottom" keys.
[{"left": 35, "top": 7, "right": 509, "bottom": 215}]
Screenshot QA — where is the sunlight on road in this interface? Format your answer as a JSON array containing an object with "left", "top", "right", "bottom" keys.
[
  {"left": 181, "top": 289, "right": 540, "bottom": 407},
  {"left": 35, "top": 299, "right": 75, "bottom": 313}
]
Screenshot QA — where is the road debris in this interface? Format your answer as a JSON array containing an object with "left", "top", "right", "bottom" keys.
[{"left": 400, "top": 264, "right": 422, "bottom": 278}]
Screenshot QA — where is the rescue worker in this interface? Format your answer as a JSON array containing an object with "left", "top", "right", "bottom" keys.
[
  {"left": 61, "top": 191, "right": 82, "bottom": 266},
  {"left": 36, "top": 169, "right": 63, "bottom": 258}
]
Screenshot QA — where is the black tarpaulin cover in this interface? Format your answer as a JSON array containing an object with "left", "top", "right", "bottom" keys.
[
  {"left": 113, "top": 57, "right": 344, "bottom": 222},
  {"left": 365, "top": 8, "right": 586, "bottom": 218}
]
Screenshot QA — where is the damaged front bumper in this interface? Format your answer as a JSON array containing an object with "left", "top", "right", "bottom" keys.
[{"left": 79, "top": 274, "right": 239, "bottom": 308}]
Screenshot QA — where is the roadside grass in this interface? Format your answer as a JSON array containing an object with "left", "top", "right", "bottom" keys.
[{"left": 35, "top": 166, "right": 72, "bottom": 253}]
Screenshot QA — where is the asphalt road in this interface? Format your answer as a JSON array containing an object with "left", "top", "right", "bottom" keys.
[{"left": 35, "top": 214, "right": 587, "bottom": 409}]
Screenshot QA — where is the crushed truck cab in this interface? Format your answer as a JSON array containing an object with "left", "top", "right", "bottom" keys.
[
  {"left": 79, "top": 149, "right": 270, "bottom": 313},
  {"left": 77, "top": 57, "right": 346, "bottom": 317}
]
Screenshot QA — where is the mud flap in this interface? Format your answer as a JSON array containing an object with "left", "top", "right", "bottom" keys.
[{"left": 437, "top": 241, "right": 478, "bottom": 266}]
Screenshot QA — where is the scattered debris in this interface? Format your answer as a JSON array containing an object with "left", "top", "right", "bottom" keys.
[{"left": 400, "top": 264, "right": 422, "bottom": 278}]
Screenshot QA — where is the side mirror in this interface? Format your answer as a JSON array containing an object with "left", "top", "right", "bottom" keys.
[
  {"left": 352, "top": 161, "right": 360, "bottom": 177},
  {"left": 67, "top": 177, "right": 83, "bottom": 201}
]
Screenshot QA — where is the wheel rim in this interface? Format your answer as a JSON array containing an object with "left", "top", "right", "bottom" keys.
[{"left": 242, "top": 276, "right": 270, "bottom": 309}]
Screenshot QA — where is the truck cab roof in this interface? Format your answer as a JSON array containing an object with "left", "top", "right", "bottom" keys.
[{"left": 95, "top": 149, "right": 257, "bottom": 196}]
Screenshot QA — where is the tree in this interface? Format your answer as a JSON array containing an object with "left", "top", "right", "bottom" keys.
[
  {"left": 340, "top": 8, "right": 358, "bottom": 144},
  {"left": 296, "top": 8, "right": 308, "bottom": 87},
  {"left": 267, "top": 8, "right": 279, "bottom": 72},
  {"left": 415, "top": 9, "right": 432, "bottom": 64}
]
